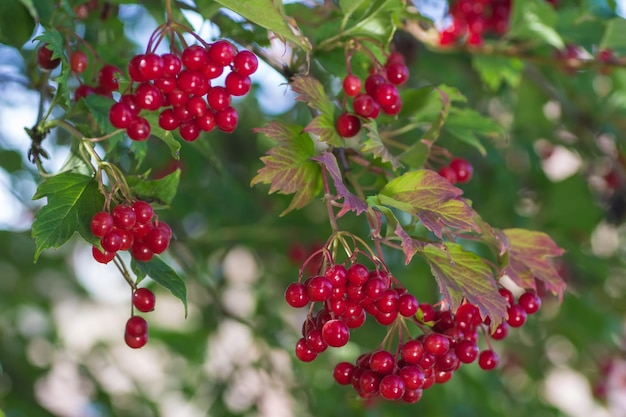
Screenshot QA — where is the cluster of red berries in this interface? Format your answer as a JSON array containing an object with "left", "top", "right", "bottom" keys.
[
  {"left": 90, "top": 200, "right": 172, "bottom": 264},
  {"left": 125, "top": 287, "right": 156, "bottom": 349},
  {"left": 285, "top": 262, "right": 419, "bottom": 360},
  {"left": 437, "top": 157, "right": 474, "bottom": 185},
  {"left": 107, "top": 40, "right": 258, "bottom": 142},
  {"left": 439, "top": 0, "right": 512, "bottom": 46},
  {"left": 335, "top": 52, "right": 410, "bottom": 138},
  {"left": 285, "top": 259, "right": 543, "bottom": 403}
]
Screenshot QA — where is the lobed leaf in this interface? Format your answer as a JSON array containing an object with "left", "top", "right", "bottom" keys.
[
  {"left": 311, "top": 151, "right": 367, "bottom": 217},
  {"left": 251, "top": 121, "right": 322, "bottom": 215},
  {"left": 501, "top": 228, "right": 566, "bottom": 299},
  {"left": 362, "top": 120, "right": 402, "bottom": 170},
  {"left": 132, "top": 257, "right": 188, "bottom": 316},
  {"left": 127, "top": 169, "right": 181, "bottom": 207},
  {"left": 31, "top": 173, "right": 104, "bottom": 261},
  {"left": 422, "top": 242, "right": 508, "bottom": 326},
  {"left": 376, "top": 169, "right": 480, "bottom": 239}
]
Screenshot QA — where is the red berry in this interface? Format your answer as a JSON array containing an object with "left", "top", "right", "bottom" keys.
[
  {"left": 365, "top": 73, "right": 386, "bottom": 96},
  {"left": 70, "top": 50, "right": 88, "bottom": 73},
  {"left": 335, "top": 113, "right": 361, "bottom": 138},
  {"left": 518, "top": 291, "right": 542, "bottom": 314},
  {"left": 179, "top": 120, "right": 201, "bottom": 142},
  {"left": 109, "top": 102, "right": 134, "bottom": 129},
  {"left": 285, "top": 282, "right": 309, "bottom": 308},
  {"left": 90, "top": 211, "right": 114, "bottom": 237},
  {"left": 182, "top": 45, "right": 208, "bottom": 71},
  {"left": 133, "top": 287, "right": 156, "bottom": 312},
  {"left": 347, "top": 263, "right": 369, "bottom": 285},
  {"left": 161, "top": 53, "right": 182, "bottom": 77},
  {"left": 418, "top": 303, "right": 435, "bottom": 322},
  {"left": 196, "top": 112, "right": 216, "bottom": 132},
  {"left": 455, "top": 340, "right": 478, "bottom": 363},
  {"left": 233, "top": 50, "right": 258, "bottom": 76},
  {"left": 506, "top": 304, "right": 527, "bottom": 327},
  {"left": 177, "top": 70, "right": 205, "bottom": 95},
  {"left": 118, "top": 229, "right": 133, "bottom": 251},
  {"left": 98, "top": 65, "right": 122, "bottom": 91},
  {"left": 131, "top": 201, "right": 153, "bottom": 224},
  {"left": 201, "top": 61, "right": 224, "bottom": 80},
  {"left": 207, "top": 86, "right": 231, "bottom": 111},
  {"left": 225, "top": 72, "right": 251, "bottom": 96},
  {"left": 438, "top": 166, "right": 457, "bottom": 183},
  {"left": 144, "top": 227, "right": 170, "bottom": 254},
  {"left": 92, "top": 246, "right": 115, "bottom": 264},
  {"left": 386, "top": 62, "right": 409, "bottom": 85},
  {"left": 124, "top": 332, "right": 148, "bottom": 349},
  {"left": 101, "top": 229, "right": 123, "bottom": 252},
  {"left": 208, "top": 40, "right": 236, "bottom": 66},
  {"left": 127, "top": 117, "right": 151, "bottom": 141},
  {"left": 295, "top": 338, "right": 317, "bottom": 362},
  {"left": 449, "top": 158, "right": 473, "bottom": 183},
  {"left": 352, "top": 94, "right": 378, "bottom": 118},
  {"left": 128, "top": 55, "right": 147, "bottom": 82},
  {"left": 478, "top": 349, "right": 499, "bottom": 370},
  {"left": 401, "top": 339, "right": 425, "bottom": 365},
  {"left": 37, "top": 44, "right": 61, "bottom": 70},
  {"left": 424, "top": 333, "right": 450, "bottom": 356},
  {"left": 321, "top": 319, "right": 350, "bottom": 347},
  {"left": 398, "top": 293, "right": 418, "bottom": 317},
  {"left": 342, "top": 74, "right": 362, "bottom": 96},
  {"left": 112, "top": 204, "right": 136, "bottom": 230},
  {"left": 131, "top": 241, "right": 154, "bottom": 262},
  {"left": 74, "top": 84, "right": 95, "bottom": 101},
  {"left": 374, "top": 83, "right": 399, "bottom": 108},
  {"left": 138, "top": 53, "right": 164, "bottom": 80},
  {"left": 215, "top": 107, "right": 238, "bottom": 132},
  {"left": 135, "top": 83, "right": 164, "bottom": 111},
  {"left": 125, "top": 315, "right": 148, "bottom": 337},
  {"left": 499, "top": 287, "right": 515, "bottom": 305},
  {"left": 398, "top": 365, "right": 425, "bottom": 390},
  {"left": 369, "top": 350, "right": 395, "bottom": 374},
  {"left": 375, "top": 289, "right": 399, "bottom": 313},
  {"left": 491, "top": 321, "right": 509, "bottom": 340},
  {"left": 306, "top": 275, "right": 333, "bottom": 302},
  {"left": 158, "top": 109, "right": 179, "bottom": 131},
  {"left": 333, "top": 362, "right": 355, "bottom": 385},
  {"left": 379, "top": 374, "right": 405, "bottom": 401},
  {"left": 324, "top": 264, "right": 347, "bottom": 287}
]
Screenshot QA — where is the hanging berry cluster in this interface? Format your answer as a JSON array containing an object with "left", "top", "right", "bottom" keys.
[
  {"left": 108, "top": 27, "right": 258, "bottom": 142},
  {"left": 335, "top": 52, "right": 409, "bottom": 138},
  {"left": 437, "top": 157, "right": 474, "bottom": 185},
  {"left": 125, "top": 287, "right": 156, "bottom": 349},
  {"left": 90, "top": 201, "right": 172, "bottom": 264},
  {"left": 284, "top": 238, "right": 544, "bottom": 403}
]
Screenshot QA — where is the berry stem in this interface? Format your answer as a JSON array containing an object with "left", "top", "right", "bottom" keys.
[
  {"left": 113, "top": 254, "right": 137, "bottom": 290},
  {"left": 321, "top": 165, "right": 340, "bottom": 232}
]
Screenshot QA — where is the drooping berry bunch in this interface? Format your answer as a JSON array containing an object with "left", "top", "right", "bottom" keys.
[
  {"left": 125, "top": 287, "right": 156, "bottom": 349},
  {"left": 90, "top": 200, "right": 172, "bottom": 264},
  {"left": 107, "top": 37, "right": 258, "bottom": 142},
  {"left": 285, "top": 244, "right": 544, "bottom": 403},
  {"left": 437, "top": 157, "right": 474, "bottom": 184},
  {"left": 336, "top": 52, "right": 410, "bottom": 138}
]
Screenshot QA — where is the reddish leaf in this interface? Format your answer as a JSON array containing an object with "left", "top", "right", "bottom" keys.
[
  {"left": 422, "top": 242, "right": 508, "bottom": 325},
  {"left": 376, "top": 169, "right": 480, "bottom": 238},
  {"left": 395, "top": 224, "right": 424, "bottom": 264},
  {"left": 501, "top": 228, "right": 566, "bottom": 298},
  {"left": 251, "top": 122, "right": 321, "bottom": 215},
  {"left": 312, "top": 151, "right": 367, "bottom": 217}
]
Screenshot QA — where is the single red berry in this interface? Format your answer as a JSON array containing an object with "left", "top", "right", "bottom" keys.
[
  {"left": 196, "top": 112, "right": 216, "bottom": 132},
  {"left": 285, "top": 282, "right": 309, "bottom": 308},
  {"left": 37, "top": 44, "right": 61, "bottom": 70},
  {"left": 435, "top": 349, "right": 460, "bottom": 372},
  {"left": 379, "top": 374, "right": 405, "bottom": 401},
  {"left": 342, "top": 74, "right": 362, "bottom": 97},
  {"left": 98, "top": 65, "right": 122, "bottom": 91},
  {"left": 424, "top": 333, "right": 450, "bottom": 357},
  {"left": 101, "top": 229, "right": 123, "bottom": 252},
  {"left": 158, "top": 109, "right": 179, "bottom": 131},
  {"left": 144, "top": 227, "right": 170, "bottom": 254},
  {"left": 398, "top": 293, "right": 418, "bottom": 317},
  {"left": 186, "top": 96, "right": 207, "bottom": 118},
  {"left": 455, "top": 303, "right": 482, "bottom": 329},
  {"left": 402, "top": 388, "right": 424, "bottom": 404},
  {"left": 359, "top": 371, "right": 382, "bottom": 395},
  {"left": 131, "top": 201, "right": 153, "bottom": 224},
  {"left": 135, "top": 82, "right": 164, "bottom": 111},
  {"left": 365, "top": 73, "right": 386, "bottom": 96},
  {"left": 342, "top": 302, "right": 366, "bottom": 328},
  {"left": 202, "top": 61, "right": 224, "bottom": 80},
  {"left": 74, "top": 84, "right": 95, "bottom": 101},
  {"left": 161, "top": 53, "right": 182, "bottom": 77},
  {"left": 374, "top": 83, "right": 399, "bottom": 108},
  {"left": 478, "top": 349, "right": 499, "bottom": 370},
  {"left": 506, "top": 304, "right": 527, "bottom": 327},
  {"left": 306, "top": 275, "right": 333, "bottom": 302},
  {"left": 449, "top": 158, "right": 473, "bottom": 183},
  {"left": 369, "top": 350, "right": 395, "bottom": 375},
  {"left": 124, "top": 332, "right": 148, "bottom": 349},
  {"left": 375, "top": 289, "right": 399, "bottom": 313},
  {"left": 127, "top": 117, "right": 151, "bottom": 141},
  {"left": 352, "top": 94, "right": 378, "bottom": 118},
  {"left": 138, "top": 53, "right": 165, "bottom": 80},
  {"left": 321, "top": 319, "right": 350, "bottom": 347},
  {"left": 295, "top": 337, "right": 318, "bottom": 362},
  {"left": 347, "top": 264, "right": 369, "bottom": 285},
  {"left": 118, "top": 229, "right": 133, "bottom": 251},
  {"left": 386, "top": 62, "right": 409, "bottom": 85},
  {"left": 364, "top": 277, "right": 386, "bottom": 301},
  {"left": 120, "top": 94, "right": 140, "bottom": 115},
  {"left": 499, "top": 287, "right": 515, "bottom": 305},
  {"left": 125, "top": 315, "right": 148, "bottom": 337},
  {"left": 335, "top": 113, "right": 361, "bottom": 138},
  {"left": 70, "top": 50, "right": 88, "bottom": 73},
  {"left": 324, "top": 264, "right": 348, "bottom": 287},
  {"left": 208, "top": 40, "right": 236, "bottom": 66},
  {"left": 133, "top": 287, "right": 156, "bottom": 312},
  {"left": 179, "top": 120, "right": 201, "bottom": 142},
  {"left": 131, "top": 240, "right": 154, "bottom": 262},
  {"left": 156, "top": 222, "right": 172, "bottom": 240},
  {"left": 491, "top": 321, "right": 509, "bottom": 340},
  {"left": 381, "top": 97, "right": 402, "bottom": 115},
  {"left": 455, "top": 340, "right": 478, "bottom": 363},
  {"left": 518, "top": 291, "right": 542, "bottom": 314},
  {"left": 418, "top": 303, "right": 435, "bottom": 322},
  {"left": 182, "top": 45, "right": 208, "bottom": 71},
  {"left": 225, "top": 72, "right": 251, "bottom": 96},
  {"left": 91, "top": 211, "right": 114, "bottom": 237},
  {"left": 112, "top": 204, "right": 136, "bottom": 230},
  {"left": 128, "top": 54, "right": 147, "bottom": 82},
  {"left": 109, "top": 102, "right": 134, "bottom": 129},
  {"left": 207, "top": 86, "right": 231, "bottom": 111},
  {"left": 305, "top": 328, "right": 328, "bottom": 353},
  {"left": 401, "top": 339, "right": 425, "bottom": 365},
  {"left": 215, "top": 106, "right": 238, "bottom": 132},
  {"left": 333, "top": 362, "right": 355, "bottom": 385},
  {"left": 177, "top": 70, "right": 205, "bottom": 95},
  {"left": 398, "top": 365, "right": 425, "bottom": 390},
  {"left": 92, "top": 246, "right": 115, "bottom": 264},
  {"left": 438, "top": 166, "right": 457, "bottom": 183},
  {"left": 233, "top": 50, "right": 258, "bottom": 76}
]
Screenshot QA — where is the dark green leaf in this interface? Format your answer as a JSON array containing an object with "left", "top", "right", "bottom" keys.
[
  {"left": 133, "top": 256, "right": 187, "bottom": 316},
  {"left": 0, "top": 1, "right": 35, "bottom": 48},
  {"left": 599, "top": 18, "right": 626, "bottom": 53},
  {"left": 31, "top": 173, "right": 103, "bottom": 261},
  {"left": 83, "top": 95, "right": 116, "bottom": 135},
  {"left": 127, "top": 169, "right": 181, "bottom": 206},
  {"left": 444, "top": 108, "right": 505, "bottom": 155}
]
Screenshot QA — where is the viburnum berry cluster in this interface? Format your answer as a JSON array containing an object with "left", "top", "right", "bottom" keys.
[
  {"left": 107, "top": 32, "right": 258, "bottom": 142},
  {"left": 437, "top": 157, "right": 474, "bottom": 185},
  {"left": 125, "top": 287, "right": 156, "bottom": 349},
  {"left": 284, "top": 242, "right": 544, "bottom": 403},
  {"left": 336, "top": 52, "right": 409, "bottom": 138},
  {"left": 90, "top": 200, "right": 172, "bottom": 264}
]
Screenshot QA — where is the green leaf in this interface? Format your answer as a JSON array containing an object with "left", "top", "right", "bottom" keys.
[
  {"left": 83, "top": 95, "right": 116, "bottom": 134},
  {"left": 58, "top": 139, "right": 92, "bottom": 176},
  {"left": 362, "top": 120, "right": 402, "bottom": 170},
  {"left": 251, "top": 122, "right": 322, "bottom": 216},
  {"left": 0, "top": 1, "right": 35, "bottom": 48},
  {"left": 502, "top": 228, "right": 566, "bottom": 299},
  {"left": 311, "top": 152, "right": 367, "bottom": 217},
  {"left": 471, "top": 55, "right": 524, "bottom": 92},
  {"left": 507, "top": 0, "right": 564, "bottom": 49},
  {"left": 291, "top": 76, "right": 344, "bottom": 147},
  {"left": 127, "top": 169, "right": 181, "bottom": 206},
  {"left": 422, "top": 242, "right": 508, "bottom": 325},
  {"left": 599, "top": 18, "right": 626, "bottom": 53},
  {"left": 206, "top": 0, "right": 311, "bottom": 51},
  {"left": 31, "top": 173, "right": 104, "bottom": 261},
  {"left": 376, "top": 169, "right": 480, "bottom": 239},
  {"left": 336, "top": 0, "right": 404, "bottom": 46},
  {"left": 130, "top": 258, "right": 147, "bottom": 284},
  {"left": 0, "top": 150, "right": 23, "bottom": 173},
  {"left": 132, "top": 257, "right": 188, "bottom": 317},
  {"left": 444, "top": 108, "right": 505, "bottom": 155},
  {"left": 144, "top": 113, "right": 181, "bottom": 160}
]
